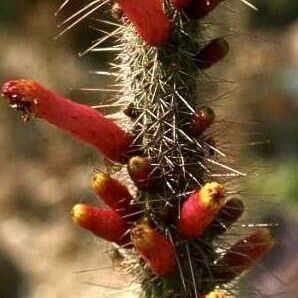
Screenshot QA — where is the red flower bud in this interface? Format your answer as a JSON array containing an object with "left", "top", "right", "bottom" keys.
[
  {"left": 214, "top": 228, "right": 276, "bottom": 283},
  {"left": 171, "top": 0, "right": 192, "bottom": 9},
  {"left": 127, "top": 156, "right": 152, "bottom": 191},
  {"left": 207, "top": 197, "right": 244, "bottom": 236},
  {"left": 91, "top": 172, "right": 138, "bottom": 219},
  {"left": 190, "top": 106, "right": 215, "bottom": 135},
  {"left": 185, "top": 0, "right": 224, "bottom": 19},
  {"left": 131, "top": 221, "right": 177, "bottom": 277},
  {"left": 195, "top": 38, "right": 229, "bottom": 70},
  {"left": 117, "top": 0, "right": 170, "bottom": 46},
  {"left": 178, "top": 182, "right": 225, "bottom": 239},
  {"left": 71, "top": 204, "right": 130, "bottom": 245},
  {"left": 1, "top": 80, "right": 133, "bottom": 162}
]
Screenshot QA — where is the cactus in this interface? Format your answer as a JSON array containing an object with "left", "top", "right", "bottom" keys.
[{"left": 1, "top": 0, "right": 275, "bottom": 297}]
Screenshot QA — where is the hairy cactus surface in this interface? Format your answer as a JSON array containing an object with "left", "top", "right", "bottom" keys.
[{"left": 1, "top": 0, "right": 276, "bottom": 297}]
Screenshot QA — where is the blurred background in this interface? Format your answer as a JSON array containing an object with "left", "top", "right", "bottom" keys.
[{"left": 0, "top": 1, "right": 297, "bottom": 297}]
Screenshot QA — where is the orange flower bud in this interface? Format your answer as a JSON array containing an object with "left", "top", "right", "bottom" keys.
[
  {"left": 195, "top": 38, "right": 229, "bottom": 70},
  {"left": 131, "top": 221, "right": 177, "bottom": 277},
  {"left": 178, "top": 182, "right": 225, "bottom": 239},
  {"left": 118, "top": 0, "right": 170, "bottom": 46},
  {"left": 214, "top": 228, "right": 276, "bottom": 283},
  {"left": 171, "top": 0, "right": 192, "bottom": 9},
  {"left": 1, "top": 80, "right": 133, "bottom": 162},
  {"left": 71, "top": 204, "right": 130, "bottom": 246},
  {"left": 185, "top": 0, "right": 224, "bottom": 19},
  {"left": 207, "top": 197, "right": 244, "bottom": 236},
  {"left": 91, "top": 172, "right": 138, "bottom": 219},
  {"left": 190, "top": 106, "right": 215, "bottom": 135},
  {"left": 127, "top": 156, "right": 152, "bottom": 191}
]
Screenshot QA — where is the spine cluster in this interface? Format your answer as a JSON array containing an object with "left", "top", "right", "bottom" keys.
[{"left": 1, "top": 1, "right": 275, "bottom": 297}]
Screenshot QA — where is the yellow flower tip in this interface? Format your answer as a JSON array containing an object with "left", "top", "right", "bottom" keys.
[
  {"left": 199, "top": 182, "right": 225, "bottom": 209},
  {"left": 91, "top": 172, "right": 109, "bottom": 193},
  {"left": 130, "top": 220, "right": 154, "bottom": 249},
  {"left": 128, "top": 156, "right": 148, "bottom": 172},
  {"left": 259, "top": 228, "right": 277, "bottom": 247},
  {"left": 206, "top": 290, "right": 228, "bottom": 298},
  {"left": 71, "top": 204, "right": 87, "bottom": 225}
]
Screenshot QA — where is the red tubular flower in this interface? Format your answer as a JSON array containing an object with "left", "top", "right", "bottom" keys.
[
  {"left": 117, "top": 0, "right": 170, "bottom": 46},
  {"left": 207, "top": 197, "right": 244, "bottom": 236},
  {"left": 71, "top": 204, "right": 130, "bottom": 245},
  {"left": 185, "top": 0, "right": 224, "bottom": 19},
  {"left": 178, "top": 182, "right": 225, "bottom": 240},
  {"left": 91, "top": 172, "right": 138, "bottom": 219},
  {"left": 127, "top": 156, "right": 153, "bottom": 191},
  {"left": 195, "top": 38, "right": 229, "bottom": 70},
  {"left": 1, "top": 80, "right": 133, "bottom": 162},
  {"left": 190, "top": 106, "right": 215, "bottom": 135},
  {"left": 131, "top": 221, "right": 177, "bottom": 277},
  {"left": 214, "top": 228, "right": 276, "bottom": 283},
  {"left": 171, "top": 0, "right": 192, "bottom": 8}
]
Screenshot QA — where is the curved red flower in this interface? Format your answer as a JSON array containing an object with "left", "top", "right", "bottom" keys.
[{"left": 1, "top": 80, "right": 133, "bottom": 162}]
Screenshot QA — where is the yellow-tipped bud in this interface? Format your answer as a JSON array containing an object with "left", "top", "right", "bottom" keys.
[
  {"left": 199, "top": 182, "right": 225, "bottom": 210},
  {"left": 127, "top": 156, "right": 152, "bottom": 191},
  {"left": 178, "top": 182, "right": 225, "bottom": 239},
  {"left": 70, "top": 203, "right": 129, "bottom": 245},
  {"left": 91, "top": 172, "right": 137, "bottom": 219}
]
